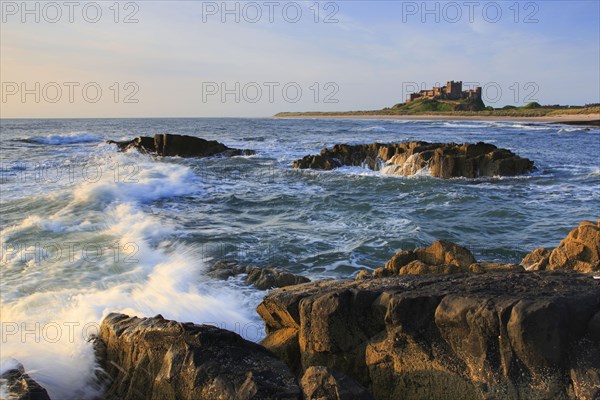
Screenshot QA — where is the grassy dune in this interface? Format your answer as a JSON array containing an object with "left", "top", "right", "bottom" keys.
[{"left": 275, "top": 100, "right": 600, "bottom": 119}]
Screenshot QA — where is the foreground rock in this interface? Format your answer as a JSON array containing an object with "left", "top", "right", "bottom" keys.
[
  {"left": 292, "top": 141, "right": 535, "bottom": 178},
  {"left": 522, "top": 219, "right": 600, "bottom": 272},
  {"left": 0, "top": 362, "right": 51, "bottom": 400},
  {"left": 208, "top": 261, "right": 310, "bottom": 290},
  {"left": 108, "top": 133, "right": 254, "bottom": 157},
  {"left": 257, "top": 272, "right": 600, "bottom": 400},
  {"left": 97, "top": 313, "right": 302, "bottom": 400}
]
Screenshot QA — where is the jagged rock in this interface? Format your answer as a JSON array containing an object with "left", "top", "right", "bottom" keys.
[
  {"left": 548, "top": 220, "right": 600, "bottom": 272},
  {"left": 521, "top": 248, "right": 551, "bottom": 270},
  {"left": 382, "top": 241, "right": 523, "bottom": 276},
  {"left": 108, "top": 134, "right": 254, "bottom": 158},
  {"left": 385, "top": 240, "right": 477, "bottom": 274},
  {"left": 207, "top": 261, "right": 310, "bottom": 290},
  {"left": 300, "top": 366, "right": 374, "bottom": 400},
  {"left": 521, "top": 219, "right": 600, "bottom": 272},
  {"left": 355, "top": 270, "right": 372, "bottom": 280},
  {"left": 97, "top": 313, "right": 302, "bottom": 400},
  {"left": 257, "top": 272, "right": 600, "bottom": 400},
  {"left": 206, "top": 260, "right": 246, "bottom": 280},
  {"left": 247, "top": 268, "right": 311, "bottom": 290},
  {"left": 292, "top": 141, "right": 535, "bottom": 178},
  {"left": 0, "top": 362, "right": 51, "bottom": 400},
  {"left": 372, "top": 267, "right": 393, "bottom": 278}
]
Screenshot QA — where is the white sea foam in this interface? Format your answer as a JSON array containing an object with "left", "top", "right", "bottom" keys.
[
  {"left": 72, "top": 160, "right": 199, "bottom": 205},
  {"left": 357, "top": 126, "right": 387, "bottom": 132},
  {"left": 25, "top": 132, "right": 101, "bottom": 145},
  {"left": 0, "top": 153, "right": 262, "bottom": 400},
  {"left": 442, "top": 122, "right": 489, "bottom": 129},
  {"left": 557, "top": 127, "right": 590, "bottom": 133}
]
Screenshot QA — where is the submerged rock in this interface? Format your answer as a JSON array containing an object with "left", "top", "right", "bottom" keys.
[
  {"left": 257, "top": 272, "right": 600, "bottom": 400},
  {"left": 0, "top": 362, "right": 51, "bottom": 400},
  {"left": 292, "top": 141, "right": 535, "bottom": 178},
  {"left": 108, "top": 133, "right": 254, "bottom": 158},
  {"left": 207, "top": 261, "right": 310, "bottom": 290},
  {"left": 97, "top": 313, "right": 302, "bottom": 400}
]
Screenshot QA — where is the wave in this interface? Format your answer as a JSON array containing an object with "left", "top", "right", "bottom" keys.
[
  {"left": 557, "top": 127, "right": 592, "bottom": 133},
  {"left": 357, "top": 126, "right": 387, "bottom": 132},
  {"left": 23, "top": 132, "right": 101, "bottom": 145},
  {"left": 0, "top": 152, "right": 263, "bottom": 400},
  {"left": 72, "top": 158, "right": 200, "bottom": 206},
  {"left": 442, "top": 122, "right": 490, "bottom": 129},
  {"left": 497, "top": 123, "right": 551, "bottom": 131}
]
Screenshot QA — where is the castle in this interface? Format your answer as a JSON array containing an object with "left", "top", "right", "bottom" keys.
[{"left": 407, "top": 81, "right": 482, "bottom": 103}]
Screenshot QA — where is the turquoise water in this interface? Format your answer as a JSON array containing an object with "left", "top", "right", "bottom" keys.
[{"left": 1, "top": 117, "right": 599, "bottom": 398}]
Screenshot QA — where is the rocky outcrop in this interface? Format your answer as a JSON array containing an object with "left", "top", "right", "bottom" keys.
[
  {"left": 97, "top": 313, "right": 302, "bottom": 400},
  {"left": 292, "top": 142, "right": 535, "bottom": 178},
  {"left": 208, "top": 261, "right": 310, "bottom": 290},
  {"left": 361, "top": 240, "right": 521, "bottom": 278},
  {"left": 522, "top": 219, "right": 600, "bottom": 272},
  {"left": 0, "top": 362, "right": 51, "bottom": 400},
  {"left": 108, "top": 134, "right": 254, "bottom": 158},
  {"left": 257, "top": 272, "right": 600, "bottom": 400},
  {"left": 300, "top": 366, "right": 374, "bottom": 400}
]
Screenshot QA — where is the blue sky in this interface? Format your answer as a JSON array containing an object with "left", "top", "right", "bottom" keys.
[{"left": 1, "top": 0, "right": 599, "bottom": 117}]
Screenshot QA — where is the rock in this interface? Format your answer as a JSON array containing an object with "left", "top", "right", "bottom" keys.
[
  {"left": 467, "top": 262, "right": 523, "bottom": 273},
  {"left": 372, "top": 267, "right": 392, "bottom": 278},
  {"left": 300, "top": 366, "right": 374, "bottom": 400},
  {"left": 206, "top": 260, "right": 246, "bottom": 280},
  {"left": 0, "top": 362, "right": 52, "bottom": 400},
  {"left": 108, "top": 134, "right": 254, "bottom": 158},
  {"left": 257, "top": 272, "right": 600, "bottom": 400},
  {"left": 97, "top": 313, "right": 302, "bottom": 400},
  {"left": 385, "top": 240, "right": 478, "bottom": 274},
  {"left": 292, "top": 141, "right": 535, "bottom": 178},
  {"left": 355, "top": 270, "right": 372, "bottom": 280},
  {"left": 548, "top": 220, "right": 600, "bottom": 272},
  {"left": 521, "top": 220, "right": 600, "bottom": 273},
  {"left": 207, "top": 261, "right": 310, "bottom": 290},
  {"left": 247, "top": 267, "right": 311, "bottom": 290},
  {"left": 521, "top": 248, "right": 551, "bottom": 271}
]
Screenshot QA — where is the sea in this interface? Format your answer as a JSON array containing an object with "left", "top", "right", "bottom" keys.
[{"left": 1, "top": 117, "right": 599, "bottom": 399}]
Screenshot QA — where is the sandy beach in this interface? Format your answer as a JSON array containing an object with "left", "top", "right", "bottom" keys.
[{"left": 275, "top": 113, "right": 600, "bottom": 124}]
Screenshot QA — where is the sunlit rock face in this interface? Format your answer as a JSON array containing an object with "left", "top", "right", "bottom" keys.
[{"left": 258, "top": 272, "right": 600, "bottom": 400}]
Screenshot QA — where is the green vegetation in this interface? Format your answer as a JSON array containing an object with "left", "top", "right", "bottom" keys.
[
  {"left": 522, "top": 102, "right": 542, "bottom": 109},
  {"left": 275, "top": 101, "right": 600, "bottom": 118},
  {"left": 390, "top": 98, "right": 486, "bottom": 113}
]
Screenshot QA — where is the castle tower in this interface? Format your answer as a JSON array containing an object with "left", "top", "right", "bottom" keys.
[{"left": 446, "top": 81, "right": 462, "bottom": 100}]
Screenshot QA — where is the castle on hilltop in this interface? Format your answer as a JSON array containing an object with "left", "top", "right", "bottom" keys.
[{"left": 407, "top": 81, "right": 482, "bottom": 103}]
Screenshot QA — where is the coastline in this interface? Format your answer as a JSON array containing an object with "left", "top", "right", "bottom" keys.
[{"left": 274, "top": 113, "right": 600, "bottom": 124}]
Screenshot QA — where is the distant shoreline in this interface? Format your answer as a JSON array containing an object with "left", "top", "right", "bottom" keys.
[{"left": 274, "top": 113, "right": 600, "bottom": 126}]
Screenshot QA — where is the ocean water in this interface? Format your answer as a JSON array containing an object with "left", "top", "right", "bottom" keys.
[{"left": 1, "top": 117, "right": 599, "bottom": 398}]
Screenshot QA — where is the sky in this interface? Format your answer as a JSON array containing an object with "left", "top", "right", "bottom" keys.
[{"left": 1, "top": 0, "right": 599, "bottom": 118}]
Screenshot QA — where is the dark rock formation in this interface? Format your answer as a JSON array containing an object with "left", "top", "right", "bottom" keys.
[
  {"left": 108, "top": 134, "right": 254, "bottom": 158},
  {"left": 0, "top": 362, "right": 51, "bottom": 400},
  {"left": 300, "top": 366, "right": 374, "bottom": 400},
  {"left": 292, "top": 141, "right": 535, "bottom": 178},
  {"left": 553, "top": 119, "right": 600, "bottom": 127},
  {"left": 208, "top": 261, "right": 310, "bottom": 290},
  {"left": 257, "top": 272, "right": 600, "bottom": 400},
  {"left": 521, "top": 219, "right": 600, "bottom": 273},
  {"left": 97, "top": 313, "right": 302, "bottom": 400}
]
